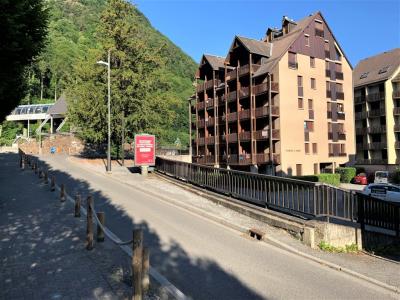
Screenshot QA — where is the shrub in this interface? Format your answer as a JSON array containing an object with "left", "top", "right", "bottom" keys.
[
  {"left": 335, "top": 167, "right": 357, "bottom": 183},
  {"left": 292, "top": 173, "right": 340, "bottom": 186}
]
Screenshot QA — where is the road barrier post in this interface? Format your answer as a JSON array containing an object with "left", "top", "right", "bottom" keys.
[
  {"left": 51, "top": 176, "right": 56, "bottom": 191},
  {"left": 74, "top": 194, "right": 81, "bottom": 217},
  {"left": 96, "top": 212, "right": 105, "bottom": 242},
  {"left": 60, "top": 184, "right": 66, "bottom": 202},
  {"left": 132, "top": 229, "right": 143, "bottom": 300},
  {"left": 142, "top": 248, "right": 150, "bottom": 293},
  {"left": 86, "top": 195, "right": 94, "bottom": 250}
]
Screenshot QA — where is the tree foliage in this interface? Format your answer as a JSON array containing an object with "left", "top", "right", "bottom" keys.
[{"left": 0, "top": 0, "right": 48, "bottom": 121}]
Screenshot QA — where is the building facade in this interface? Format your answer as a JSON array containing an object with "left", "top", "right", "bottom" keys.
[
  {"left": 353, "top": 48, "right": 400, "bottom": 172},
  {"left": 191, "top": 12, "right": 354, "bottom": 176}
]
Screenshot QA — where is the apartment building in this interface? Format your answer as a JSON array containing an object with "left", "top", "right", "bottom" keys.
[
  {"left": 354, "top": 48, "right": 400, "bottom": 171},
  {"left": 191, "top": 12, "right": 354, "bottom": 176}
]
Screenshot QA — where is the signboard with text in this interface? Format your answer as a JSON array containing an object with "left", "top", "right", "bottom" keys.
[{"left": 134, "top": 134, "right": 155, "bottom": 166}]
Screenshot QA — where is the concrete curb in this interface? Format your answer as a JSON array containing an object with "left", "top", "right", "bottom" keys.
[{"left": 64, "top": 157, "right": 400, "bottom": 295}]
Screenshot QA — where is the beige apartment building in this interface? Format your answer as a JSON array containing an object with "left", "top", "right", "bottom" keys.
[
  {"left": 191, "top": 12, "right": 355, "bottom": 176},
  {"left": 354, "top": 48, "right": 400, "bottom": 171}
]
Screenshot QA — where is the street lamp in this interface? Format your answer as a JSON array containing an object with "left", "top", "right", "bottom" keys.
[{"left": 97, "top": 49, "right": 111, "bottom": 173}]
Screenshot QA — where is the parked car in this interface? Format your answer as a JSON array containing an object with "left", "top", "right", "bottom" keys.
[
  {"left": 353, "top": 173, "right": 368, "bottom": 185},
  {"left": 362, "top": 183, "right": 400, "bottom": 203},
  {"left": 374, "top": 171, "right": 389, "bottom": 184}
]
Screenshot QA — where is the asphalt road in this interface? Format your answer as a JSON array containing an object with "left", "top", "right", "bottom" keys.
[{"left": 38, "top": 155, "right": 397, "bottom": 300}]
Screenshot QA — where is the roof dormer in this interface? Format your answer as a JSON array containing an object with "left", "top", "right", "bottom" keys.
[{"left": 282, "top": 16, "right": 297, "bottom": 35}]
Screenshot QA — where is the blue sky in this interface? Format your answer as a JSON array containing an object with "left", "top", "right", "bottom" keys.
[{"left": 133, "top": 0, "right": 400, "bottom": 67}]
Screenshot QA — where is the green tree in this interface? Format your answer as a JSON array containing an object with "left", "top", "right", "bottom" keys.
[{"left": 0, "top": 0, "right": 48, "bottom": 121}]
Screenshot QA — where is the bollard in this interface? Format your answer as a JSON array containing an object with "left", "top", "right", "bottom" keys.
[
  {"left": 74, "top": 194, "right": 81, "bottom": 217},
  {"left": 86, "top": 195, "right": 94, "bottom": 250},
  {"left": 96, "top": 212, "right": 105, "bottom": 242},
  {"left": 142, "top": 248, "right": 150, "bottom": 293},
  {"left": 51, "top": 176, "right": 56, "bottom": 191},
  {"left": 44, "top": 171, "right": 49, "bottom": 184},
  {"left": 19, "top": 154, "right": 23, "bottom": 169},
  {"left": 60, "top": 184, "right": 66, "bottom": 202},
  {"left": 132, "top": 229, "right": 143, "bottom": 300}
]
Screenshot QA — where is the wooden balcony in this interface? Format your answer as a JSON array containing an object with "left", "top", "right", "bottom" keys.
[
  {"left": 239, "top": 86, "right": 250, "bottom": 99},
  {"left": 217, "top": 96, "right": 225, "bottom": 106},
  {"left": 239, "top": 131, "right": 251, "bottom": 141},
  {"left": 253, "top": 82, "right": 279, "bottom": 95},
  {"left": 197, "top": 119, "right": 205, "bottom": 128},
  {"left": 367, "top": 126, "right": 386, "bottom": 134},
  {"left": 354, "top": 95, "right": 366, "bottom": 104},
  {"left": 255, "top": 153, "right": 281, "bottom": 165},
  {"left": 367, "top": 92, "right": 384, "bottom": 102},
  {"left": 393, "top": 107, "right": 400, "bottom": 115},
  {"left": 196, "top": 82, "right": 205, "bottom": 93},
  {"left": 238, "top": 109, "right": 251, "bottom": 120},
  {"left": 253, "top": 130, "right": 269, "bottom": 140},
  {"left": 335, "top": 72, "right": 344, "bottom": 80},
  {"left": 226, "top": 112, "right": 237, "bottom": 123},
  {"left": 205, "top": 117, "right": 214, "bottom": 127},
  {"left": 205, "top": 79, "right": 221, "bottom": 90},
  {"left": 368, "top": 108, "right": 386, "bottom": 118},
  {"left": 393, "top": 90, "right": 400, "bottom": 99},
  {"left": 238, "top": 65, "right": 250, "bottom": 77},
  {"left": 226, "top": 69, "right": 237, "bottom": 81},
  {"left": 238, "top": 154, "right": 252, "bottom": 165},
  {"left": 197, "top": 137, "right": 205, "bottom": 146},
  {"left": 197, "top": 101, "right": 205, "bottom": 110},
  {"left": 227, "top": 133, "right": 238, "bottom": 143},
  {"left": 205, "top": 98, "right": 214, "bottom": 109},
  {"left": 227, "top": 91, "right": 237, "bottom": 102},
  {"left": 316, "top": 28, "right": 325, "bottom": 38},
  {"left": 205, "top": 136, "right": 215, "bottom": 145},
  {"left": 197, "top": 155, "right": 215, "bottom": 164},
  {"left": 336, "top": 91, "right": 344, "bottom": 100},
  {"left": 254, "top": 106, "right": 279, "bottom": 118}
]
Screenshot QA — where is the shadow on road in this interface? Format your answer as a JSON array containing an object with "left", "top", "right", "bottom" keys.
[{"left": 6, "top": 153, "right": 265, "bottom": 300}]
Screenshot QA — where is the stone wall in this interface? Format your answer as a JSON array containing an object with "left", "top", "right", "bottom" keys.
[{"left": 19, "top": 134, "right": 84, "bottom": 155}]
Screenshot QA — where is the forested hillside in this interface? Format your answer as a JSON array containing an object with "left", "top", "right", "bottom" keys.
[{"left": 3, "top": 0, "right": 197, "bottom": 147}]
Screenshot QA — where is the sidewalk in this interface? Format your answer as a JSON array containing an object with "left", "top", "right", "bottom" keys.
[
  {"left": 0, "top": 153, "right": 132, "bottom": 300},
  {"left": 68, "top": 156, "right": 400, "bottom": 292}
]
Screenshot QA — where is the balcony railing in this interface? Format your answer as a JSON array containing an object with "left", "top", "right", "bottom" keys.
[
  {"left": 252, "top": 82, "right": 279, "bottom": 95},
  {"left": 197, "top": 101, "right": 205, "bottom": 110},
  {"left": 226, "top": 112, "right": 237, "bottom": 123},
  {"left": 316, "top": 28, "right": 325, "bottom": 38},
  {"left": 254, "top": 106, "right": 279, "bottom": 117},
  {"left": 253, "top": 130, "right": 269, "bottom": 140},
  {"left": 393, "top": 90, "right": 400, "bottom": 99},
  {"left": 238, "top": 65, "right": 250, "bottom": 77},
  {"left": 367, "top": 108, "right": 386, "bottom": 118},
  {"left": 239, "top": 131, "right": 251, "bottom": 141},
  {"left": 226, "top": 69, "right": 237, "bottom": 81},
  {"left": 238, "top": 109, "right": 251, "bottom": 120},
  {"left": 197, "top": 137, "right": 205, "bottom": 146},
  {"left": 227, "top": 91, "right": 237, "bottom": 102},
  {"left": 227, "top": 133, "right": 238, "bottom": 143},
  {"left": 337, "top": 111, "right": 345, "bottom": 120},
  {"left": 197, "top": 155, "right": 215, "bottom": 164},
  {"left": 393, "top": 107, "right": 400, "bottom": 115},
  {"left": 254, "top": 153, "right": 281, "bottom": 164},
  {"left": 272, "top": 129, "right": 280, "bottom": 139},
  {"left": 238, "top": 154, "right": 252, "bottom": 165},
  {"left": 205, "top": 136, "right": 215, "bottom": 145},
  {"left": 205, "top": 117, "right": 214, "bottom": 127},
  {"left": 217, "top": 96, "right": 225, "bottom": 106},
  {"left": 335, "top": 72, "right": 344, "bottom": 80},
  {"left": 197, "top": 119, "right": 205, "bottom": 128},
  {"left": 354, "top": 95, "right": 366, "bottom": 104},
  {"left": 367, "top": 126, "right": 386, "bottom": 134},
  {"left": 205, "top": 98, "right": 214, "bottom": 109},
  {"left": 239, "top": 86, "right": 250, "bottom": 98},
  {"left": 366, "top": 92, "right": 384, "bottom": 102}
]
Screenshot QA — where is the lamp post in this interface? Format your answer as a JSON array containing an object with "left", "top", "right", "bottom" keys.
[{"left": 97, "top": 50, "right": 111, "bottom": 173}]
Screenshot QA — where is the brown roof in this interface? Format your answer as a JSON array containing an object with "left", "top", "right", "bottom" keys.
[
  {"left": 202, "top": 54, "right": 226, "bottom": 70},
  {"left": 353, "top": 48, "right": 400, "bottom": 87},
  {"left": 236, "top": 36, "right": 272, "bottom": 57},
  {"left": 253, "top": 13, "right": 316, "bottom": 78}
]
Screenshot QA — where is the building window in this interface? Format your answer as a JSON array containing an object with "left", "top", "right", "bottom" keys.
[
  {"left": 288, "top": 52, "right": 297, "bottom": 69},
  {"left": 298, "top": 98, "right": 304, "bottom": 109},
  {"left": 315, "top": 20, "right": 324, "bottom": 38},
  {"left": 310, "top": 57, "right": 315, "bottom": 68},
  {"left": 312, "top": 143, "right": 317, "bottom": 154},
  {"left": 305, "top": 143, "right": 310, "bottom": 154},
  {"left": 304, "top": 121, "right": 314, "bottom": 131},
  {"left": 308, "top": 99, "right": 313, "bottom": 109},
  {"left": 324, "top": 41, "right": 330, "bottom": 58},
  {"left": 336, "top": 83, "right": 343, "bottom": 92},
  {"left": 311, "top": 78, "right": 316, "bottom": 89},
  {"left": 296, "top": 164, "right": 302, "bottom": 176},
  {"left": 297, "top": 76, "right": 303, "bottom": 87},
  {"left": 305, "top": 34, "right": 310, "bottom": 47}
]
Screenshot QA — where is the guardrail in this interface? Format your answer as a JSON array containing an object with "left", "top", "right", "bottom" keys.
[
  {"left": 156, "top": 157, "right": 400, "bottom": 236},
  {"left": 155, "top": 157, "right": 357, "bottom": 221}
]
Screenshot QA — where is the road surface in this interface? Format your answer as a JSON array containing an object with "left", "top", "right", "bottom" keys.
[{"left": 37, "top": 155, "right": 397, "bottom": 300}]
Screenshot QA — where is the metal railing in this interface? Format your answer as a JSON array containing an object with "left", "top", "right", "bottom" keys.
[{"left": 156, "top": 157, "right": 357, "bottom": 221}]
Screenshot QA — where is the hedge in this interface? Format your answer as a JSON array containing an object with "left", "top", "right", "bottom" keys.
[
  {"left": 292, "top": 174, "right": 341, "bottom": 186},
  {"left": 335, "top": 167, "right": 357, "bottom": 183}
]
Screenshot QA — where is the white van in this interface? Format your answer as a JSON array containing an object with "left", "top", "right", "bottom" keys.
[{"left": 374, "top": 171, "right": 389, "bottom": 184}]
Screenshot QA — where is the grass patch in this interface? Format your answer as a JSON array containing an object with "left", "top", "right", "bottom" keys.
[{"left": 318, "top": 241, "right": 359, "bottom": 253}]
